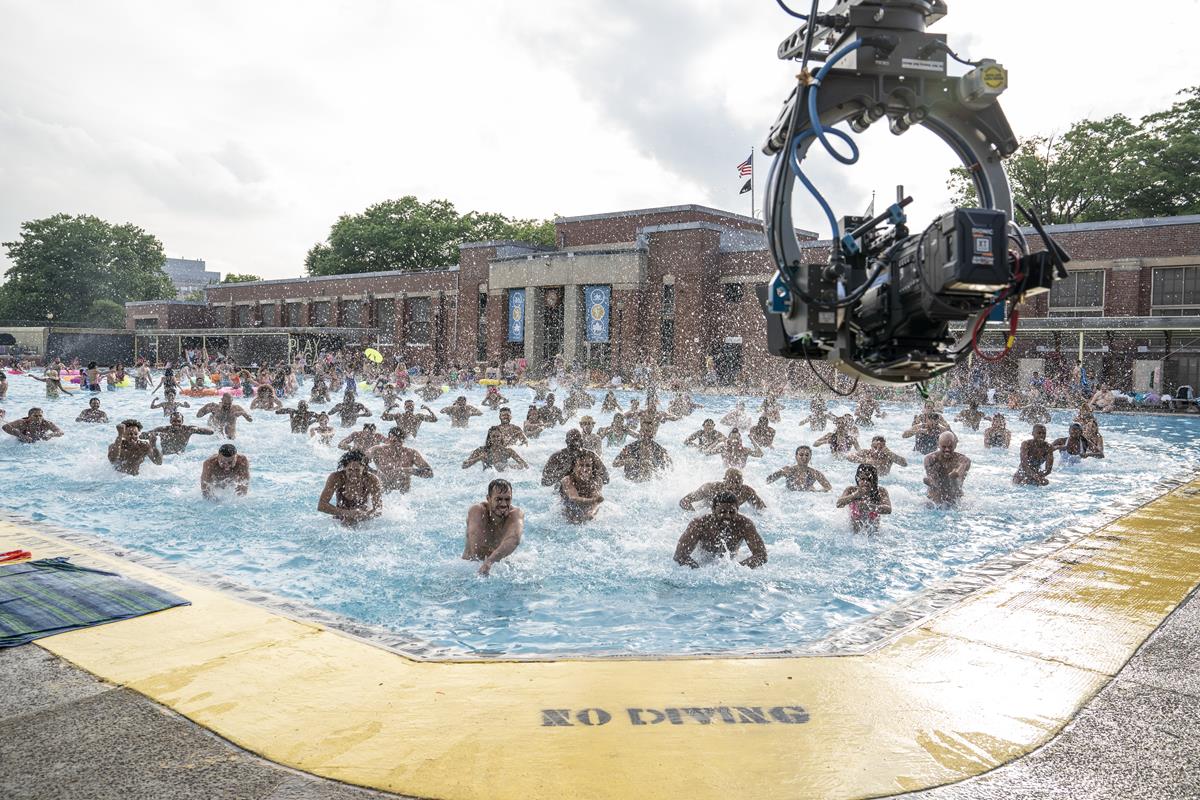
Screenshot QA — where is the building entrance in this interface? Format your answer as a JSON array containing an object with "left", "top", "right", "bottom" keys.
[{"left": 714, "top": 342, "right": 743, "bottom": 385}]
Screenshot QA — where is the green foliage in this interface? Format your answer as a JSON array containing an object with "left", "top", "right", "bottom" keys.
[
  {"left": 85, "top": 299, "right": 127, "bottom": 329},
  {"left": 0, "top": 214, "right": 174, "bottom": 322},
  {"left": 947, "top": 86, "right": 1200, "bottom": 224},
  {"left": 305, "top": 196, "right": 557, "bottom": 276},
  {"left": 182, "top": 288, "right": 207, "bottom": 302},
  {"left": 221, "top": 273, "right": 261, "bottom": 283}
]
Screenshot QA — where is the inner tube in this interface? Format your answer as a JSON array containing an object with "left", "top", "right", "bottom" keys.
[
  {"left": 181, "top": 388, "right": 222, "bottom": 397},
  {"left": 479, "top": 379, "right": 503, "bottom": 386}
]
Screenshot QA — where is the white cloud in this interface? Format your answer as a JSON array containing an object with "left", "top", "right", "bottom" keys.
[{"left": 0, "top": 0, "right": 1196, "bottom": 280}]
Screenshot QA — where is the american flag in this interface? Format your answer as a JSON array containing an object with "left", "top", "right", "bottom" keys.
[{"left": 737, "top": 153, "right": 753, "bottom": 177}]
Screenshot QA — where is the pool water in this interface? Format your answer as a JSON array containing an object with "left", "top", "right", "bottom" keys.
[{"left": 2, "top": 375, "right": 1197, "bottom": 657}]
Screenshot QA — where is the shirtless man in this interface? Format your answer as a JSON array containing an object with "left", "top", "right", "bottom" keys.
[
  {"left": 760, "top": 392, "right": 782, "bottom": 423},
  {"left": 846, "top": 435, "right": 908, "bottom": 477},
  {"left": 147, "top": 412, "right": 214, "bottom": 455},
  {"left": 383, "top": 400, "right": 438, "bottom": 438},
  {"left": 1052, "top": 422, "right": 1101, "bottom": 463},
  {"left": 368, "top": 427, "right": 434, "bottom": 493},
  {"left": 523, "top": 407, "right": 547, "bottom": 438},
  {"left": 903, "top": 403, "right": 950, "bottom": 455},
  {"left": 956, "top": 401, "right": 986, "bottom": 432},
  {"left": 463, "top": 479, "right": 525, "bottom": 576},
  {"left": 613, "top": 421, "right": 672, "bottom": 482},
  {"left": 766, "top": 445, "right": 831, "bottom": 492},
  {"left": 417, "top": 381, "right": 444, "bottom": 402},
  {"left": 490, "top": 407, "right": 529, "bottom": 447},
  {"left": 462, "top": 427, "right": 530, "bottom": 471},
  {"left": 275, "top": 400, "right": 320, "bottom": 434},
  {"left": 596, "top": 413, "right": 630, "bottom": 448},
  {"left": 577, "top": 415, "right": 602, "bottom": 453},
  {"left": 560, "top": 457, "right": 605, "bottom": 523},
  {"left": 668, "top": 391, "right": 701, "bottom": 419},
  {"left": 797, "top": 397, "right": 828, "bottom": 431},
  {"left": 673, "top": 492, "right": 768, "bottom": 569},
  {"left": 76, "top": 397, "right": 109, "bottom": 424},
  {"left": 923, "top": 431, "right": 971, "bottom": 507},
  {"left": 854, "top": 395, "right": 883, "bottom": 428},
  {"left": 683, "top": 418, "right": 725, "bottom": 450},
  {"left": 309, "top": 412, "right": 335, "bottom": 445},
  {"left": 600, "top": 391, "right": 622, "bottom": 413},
  {"left": 813, "top": 415, "right": 860, "bottom": 459},
  {"left": 542, "top": 429, "right": 610, "bottom": 486},
  {"left": 200, "top": 444, "right": 250, "bottom": 498},
  {"left": 338, "top": 422, "right": 385, "bottom": 453},
  {"left": 720, "top": 401, "right": 754, "bottom": 430},
  {"left": 1091, "top": 383, "right": 1117, "bottom": 413},
  {"left": 107, "top": 420, "right": 162, "bottom": 475},
  {"left": 983, "top": 414, "right": 1012, "bottom": 448},
  {"left": 679, "top": 468, "right": 766, "bottom": 512},
  {"left": 330, "top": 390, "right": 371, "bottom": 428},
  {"left": 2, "top": 408, "right": 64, "bottom": 442},
  {"left": 196, "top": 394, "right": 253, "bottom": 439},
  {"left": 748, "top": 415, "right": 776, "bottom": 449},
  {"left": 250, "top": 385, "right": 282, "bottom": 411},
  {"left": 150, "top": 389, "right": 190, "bottom": 417},
  {"left": 317, "top": 450, "right": 383, "bottom": 525},
  {"left": 704, "top": 428, "right": 764, "bottom": 469},
  {"left": 309, "top": 374, "right": 331, "bottom": 404},
  {"left": 539, "top": 393, "right": 567, "bottom": 427},
  {"left": 1014, "top": 423, "right": 1055, "bottom": 486},
  {"left": 441, "top": 396, "right": 483, "bottom": 428}
]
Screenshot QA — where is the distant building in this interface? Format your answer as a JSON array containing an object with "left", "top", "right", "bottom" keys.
[{"left": 163, "top": 257, "right": 220, "bottom": 298}]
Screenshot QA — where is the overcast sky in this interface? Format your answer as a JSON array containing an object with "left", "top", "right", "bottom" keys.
[{"left": 2, "top": 0, "right": 1197, "bottom": 281}]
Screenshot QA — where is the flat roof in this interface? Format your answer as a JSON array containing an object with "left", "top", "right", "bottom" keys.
[{"left": 198, "top": 266, "right": 458, "bottom": 291}]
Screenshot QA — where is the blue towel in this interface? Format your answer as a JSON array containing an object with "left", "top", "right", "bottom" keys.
[{"left": 0, "top": 557, "right": 190, "bottom": 647}]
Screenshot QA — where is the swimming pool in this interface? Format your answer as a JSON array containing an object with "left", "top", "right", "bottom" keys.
[{"left": 2, "top": 375, "right": 1197, "bottom": 657}]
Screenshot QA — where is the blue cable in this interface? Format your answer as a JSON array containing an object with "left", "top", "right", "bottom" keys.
[
  {"left": 775, "top": 0, "right": 808, "bottom": 19},
  {"left": 807, "top": 39, "right": 863, "bottom": 164}
]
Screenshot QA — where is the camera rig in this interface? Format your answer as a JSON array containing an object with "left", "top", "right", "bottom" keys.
[{"left": 758, "top": 0, "right": 1070, "bottom": 385}]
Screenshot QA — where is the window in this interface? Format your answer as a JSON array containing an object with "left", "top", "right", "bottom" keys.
[
  {"left": 662, "top": 283, "right": 675, "bottom": 317},
  {"left": 477, "top": 292, "right": 488, "bottom": 362},
  {"left": 1167, "top": 355, "right": 1200, "bottom": 391},
  {"left": 235, "top": 305, "right": 252, "bottom": 327},
  {"left": 585, "top": 342, "right": 611, "bottom": 370},
  {"left": 660, "top": 318, "right": 675, "bottom": 366},
  {"left": 1151, "top": 266, "right": 1200, "bottom": 316},
  {"left": 286, "top": 302, "right": 302, "bottom": 326},
  {"left": 373, "top": 299, "right": 395, "bottom": 334},
  {"left": 134, "top": 317, "right": 158, "bottom": 329},
  {"left": 341, "top": 300, "right": 363, "bottom": 327},
  {"left": 723, "top": 282, "right": 744, "bottom": 303},
  {"left": 1048, "top": 270, "right": 1104, "bottom": 317},
  {"left": 311, "top": 301, "right": 332, "bottom": 326},
  {"left": 408, "top": 296, "right": 432, "bottom": 345},
  {"left": 260, "top": 304, "right": 277, "bottom": 327}
]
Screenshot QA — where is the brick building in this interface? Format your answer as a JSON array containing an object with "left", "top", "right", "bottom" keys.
[{"left": 125, "top": 205, "right": 1200, "bottom": 391}]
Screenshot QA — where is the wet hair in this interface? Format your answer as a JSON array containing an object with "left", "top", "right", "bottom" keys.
[
  {"left": 121, "top": 418, "right": 142, "bottom": 431},
  {"left": 218, "top": 444, "right": 237, "bottom": 457},
  {"left": 1032, "top": 423, "right": 1046, "bottom": 435},
  {"left": 565, "top": 429, "right": 582, "bottom": 445},
  {"left": 363, "top": 423, "right": 376, "bottom": 431},
  {"left": 338, "top": 450, "right": 367, "bottom": 469},
  {"left": 1069, "top": 422, "right": 1083, "bottom": 433},
  {"left": 712, "top": 490, "right": 738, "bottom": 508},
  {"left": 872, "top": 435, "right": 885, "bottom": 444},
  {"left": 795, "top": 445, "right": 811, "bottom": 455},
  {"left": 89, "top": 397, "right": 100, "bottom": 405},
  {"left": 387, "top": 426, "right": 406, "bottom": 440},
  {"left": 487, "top": 478, "right": 513, "bottom": 497},
  {"left": 855, "top": 464, "right": 881, "bottom": 499},
  {"left": 29, "top": 407, "right": 42, "bottom": 415}
]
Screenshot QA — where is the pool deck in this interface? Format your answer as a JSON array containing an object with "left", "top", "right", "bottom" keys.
[{"left": 2, "top": 476, "right": 1200, "bottom": 799}]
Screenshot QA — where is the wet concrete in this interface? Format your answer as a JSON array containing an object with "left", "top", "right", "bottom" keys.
[{"left": 2, "top": 585, "right": 1198, "bottom": 800}]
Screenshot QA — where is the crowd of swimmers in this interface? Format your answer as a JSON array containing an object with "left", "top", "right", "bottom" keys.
[{"left": 1, "top": 359, "right": 1111, "bottom": 577}]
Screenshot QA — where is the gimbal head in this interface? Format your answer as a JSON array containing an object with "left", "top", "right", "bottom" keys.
[{"left": 759, "top": 0, "right": 1064, "bottom": 385}]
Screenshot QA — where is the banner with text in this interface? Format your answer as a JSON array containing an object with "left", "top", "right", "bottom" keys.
[
  {"left": 584, "top": 285, "right": 611, "bottom": 343},
  {"left": 507, "top": 289, "right": 526, "bottom": 342}
]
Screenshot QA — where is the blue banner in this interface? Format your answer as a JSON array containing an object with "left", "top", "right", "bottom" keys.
[
  {"left": 507, "top": 289, "right": 526, "bottom": 342},
  {"left": 584, "top": 285, "right": 610, "bottom": 343}
]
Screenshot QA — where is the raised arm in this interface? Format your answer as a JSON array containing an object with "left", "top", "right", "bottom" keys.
[
  {"left": 678, "top": 484, "right": 711, "bottom": 511},
  {"left": 461, "top": 447, "right": 487, "bottom": 469},
  {"left": 420, "top": 406, "right": 438, "bottom": 422},
  {"left": 409, "top": 451, "right": 434, "bottom": 479},
  {"left": 765, "top": 467, "right": 788, "bottom": 484}
]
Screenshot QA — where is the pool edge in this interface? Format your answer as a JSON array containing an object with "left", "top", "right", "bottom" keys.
[{"left": 1, "top": 476, "right": 1197, "bottom": 800}]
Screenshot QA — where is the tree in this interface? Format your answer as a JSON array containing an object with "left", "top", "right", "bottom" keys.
[
  {"left": 221, "top": 273, "right": 261, "bottom": 283},
  {"left": 0, "top": 214, "right": 174, "bottom": 322},
  {"left": 305, "top": 196, "right": 556, "bottom": 276},
  {"left": 947, "top": 86, "right": 1199, "bottom": 224},
  {"left": 85, "top": 299, "right": 127, "bottom": 328}
]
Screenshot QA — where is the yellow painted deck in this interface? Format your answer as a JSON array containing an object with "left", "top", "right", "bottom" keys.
[{"left": 3, "top": 478, "right": 1199, "bottom": 800}]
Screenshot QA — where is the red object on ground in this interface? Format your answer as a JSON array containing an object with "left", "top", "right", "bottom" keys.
[{"left": 0, "top": 550, "right": 33, "bottom": 563}]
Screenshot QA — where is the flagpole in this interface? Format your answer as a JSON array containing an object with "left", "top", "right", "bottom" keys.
[{"left": 749, "top": 151, "right": 756, "bottom": 218}]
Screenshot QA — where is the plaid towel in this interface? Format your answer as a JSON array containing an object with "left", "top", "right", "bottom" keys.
[{"left": 0, "top": 557, "right": 190, "bottom": 647}]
